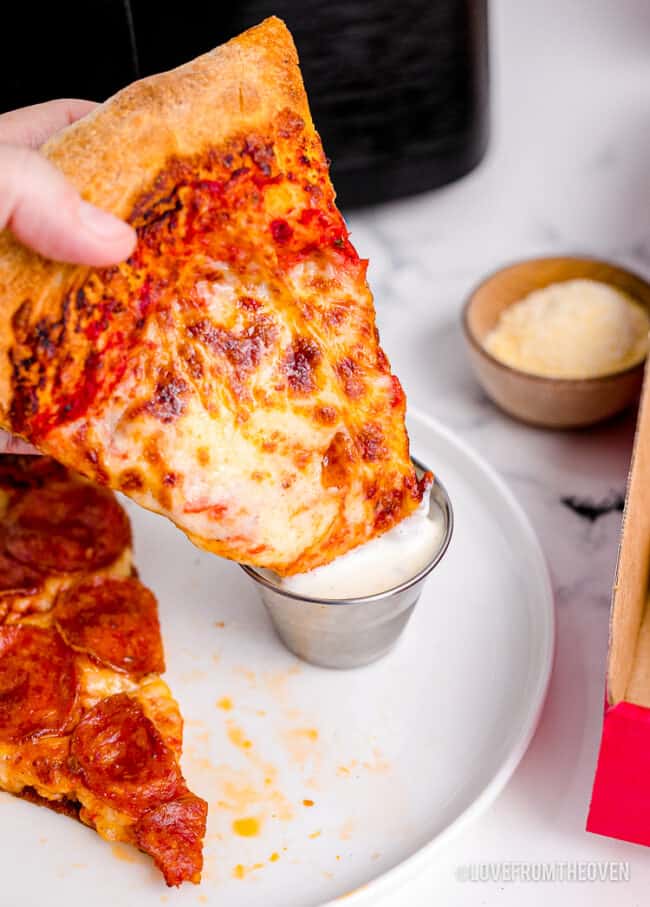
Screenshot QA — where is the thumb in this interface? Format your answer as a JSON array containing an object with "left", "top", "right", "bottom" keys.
[{"left": 0, "top": 144, "right": 136, "bottom": 266}]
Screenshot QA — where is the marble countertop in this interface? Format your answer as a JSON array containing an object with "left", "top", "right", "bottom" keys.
[{"left": 347, "top": 1, "right": 650, "bottom": 904}]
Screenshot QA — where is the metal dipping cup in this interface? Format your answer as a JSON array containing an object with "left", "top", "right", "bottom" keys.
[{"left": 241, "top": 459, "right": 453, "bottom": 669}]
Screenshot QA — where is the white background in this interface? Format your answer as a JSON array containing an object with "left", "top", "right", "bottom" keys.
[{"left": 347, "top": 1, "right": 650, "bottom": 904}]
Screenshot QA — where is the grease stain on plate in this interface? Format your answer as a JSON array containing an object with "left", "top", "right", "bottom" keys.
[
  {"left": 232, "top": 817, "right": 262, "bottom": 837},
  {"left": 282, "top": 727, "right": 320, "bottom": 767},
  {"left": 179, "top": 668, "right": 207, "bottom": 683},
  {"left": 227, "top": 721, "right": 253, "bottom": 750},
  {"left": 361, "top": 748, "right": 391, "bottom": 774},
  {"left": 185, "top": 717, "right": 295, "bottom": 826},
  {"left": 232, "top": 862, "right": 265, "bottom": 880},
  {"left": 111, "top": 843, "right": 138, "bottom": 864},
  {"left": 181, "top": 662, "right": 389, "bottom": 892}
]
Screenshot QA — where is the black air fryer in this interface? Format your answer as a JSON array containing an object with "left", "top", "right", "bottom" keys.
[{"left": 2, "top": 0, "right": 489, "bottom": 209}]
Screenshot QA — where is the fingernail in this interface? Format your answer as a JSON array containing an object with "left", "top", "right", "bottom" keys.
[{"left": 78, "top": 200, "right": 134, "bottom": 240}]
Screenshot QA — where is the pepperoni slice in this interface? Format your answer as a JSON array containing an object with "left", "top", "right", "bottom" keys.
[
  {"left": 6, "top": 480, "right": 131, "bottom": 573},
  {"left": 135, "top": 794, "right": 208, "bottom": 886},
  {"left": 54, "top": 576, "right": 164, "bottom": 677},
  {"left": 0, "top": 537, "right": 42, "bottom": 597},
  {"left": 0, "top": 455, "right": 68, "bottom": 491},
  {"left": 0, "top": 626, "right": 78, "bottom": 743},
  {"left": 69, "top": 693, "right": 182, "bottom": 817}
]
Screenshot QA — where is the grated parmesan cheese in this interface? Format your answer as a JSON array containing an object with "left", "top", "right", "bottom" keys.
[{"left": 484, "top": 279, "right": 650, "bottom": 379}]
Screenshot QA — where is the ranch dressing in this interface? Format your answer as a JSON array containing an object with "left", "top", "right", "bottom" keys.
[{"left": 278, "top": 485, "right": 444, "bottom": 599}]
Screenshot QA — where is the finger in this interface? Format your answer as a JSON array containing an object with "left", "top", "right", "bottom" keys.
[
  {"left": 0, "top": 145, "right": 136, "bottom": 266},
  {"left": 0, "top": 99, "right": 97, "bottom": 148},
  {"left": 0, "top": 430, "right": 39, "bottom": 455}
]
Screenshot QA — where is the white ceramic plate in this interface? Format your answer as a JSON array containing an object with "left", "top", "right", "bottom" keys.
[{"left": 1, "top": 410, "right": 554, "bottom": 907}]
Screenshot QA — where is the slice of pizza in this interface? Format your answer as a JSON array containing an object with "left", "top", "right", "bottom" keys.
[
  {"left": 0, "top": 457, "right": 207, "bottom": 886},
  {"left": 0, "top": 16, "right": 427, "bottom": 576}
]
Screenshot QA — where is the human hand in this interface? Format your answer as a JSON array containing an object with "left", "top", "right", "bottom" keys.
[{"left": 0, "top": 99, "right": 136, "bottom": 265}]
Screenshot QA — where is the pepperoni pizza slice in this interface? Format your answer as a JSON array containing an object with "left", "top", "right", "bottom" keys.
[
  {"left": 0, "top": 17, "right": 427, "bottom": 576},
  {"left": 0, "top": 458, "right": 207, "bottom": 886}
]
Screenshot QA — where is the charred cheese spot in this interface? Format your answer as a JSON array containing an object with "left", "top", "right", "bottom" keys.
[
  {"left": 187, "top": 316, "right": 279, "bottom": 399},
  {"left": 238, "top": 296, "right": 261, "bottom": 312},
  {"left": 283, "top": 337, "right": 321, "bottom": 394},
  {"left": 119, "top": 470, "right": 144, "bottom": 492},
  {"left": 243, "top": 135, "right": 275, "bottom": 176},
  {"left": 374, "top": 488, "right": 406, "bottom": 531},
  {"left": 146, "top": 373, "right": 188, "bottom": 424},
  {"left": 365, "top": 480, "right": 378, "bottom": 500},
  {"left": 335, "top": 357, "right": 364, "bottom": 399},
  {"left": 314, "top": 405, "right": 338, "bottom": 425},
  {"left": 298, "top": 301, "right": 315, "bottom": 321},
  {"left": 179, "top": 344, "right": 204, "bottom": 380},
  {"left": 356, "top": 423, "right": 387, "bottom": 462},
  {"left": 324, "top": 304, "right": 348, "bottom": 328},
  {"left": 277, "top": 108, "right": 305, "bottom": 138}
]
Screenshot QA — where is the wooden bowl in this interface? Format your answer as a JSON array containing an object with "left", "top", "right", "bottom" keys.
[{"left": 462, "top": 256, "right": 650, "bottom": 429}]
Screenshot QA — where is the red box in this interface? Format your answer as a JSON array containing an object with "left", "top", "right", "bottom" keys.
[{"left": 588, "top": 372, "right": 650, "bottom": 845}]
